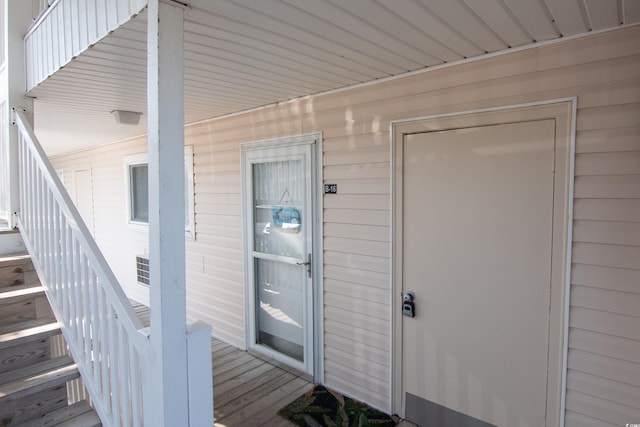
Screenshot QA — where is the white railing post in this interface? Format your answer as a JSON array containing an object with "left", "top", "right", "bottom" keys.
[
  {"left": 146, "top": 1, "right": 201, "bottom": 426},
  {"left": 2, "top": 0, "right": 33, "bottom": 228},
  {"left": 187, "top": 322, "right": 214, "bottom": 426}
]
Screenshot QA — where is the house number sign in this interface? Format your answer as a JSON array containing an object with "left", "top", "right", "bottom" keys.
[{"left": 324, "top": 184, "right": 337, "bottom": 194}]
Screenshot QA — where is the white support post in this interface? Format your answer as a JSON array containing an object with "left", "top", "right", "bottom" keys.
[
  {"left": 146, "top": 1, "right": 189, "bottom": 426},
  {"left": 2, "top": 0, "right": 33, "bottom": 228}
]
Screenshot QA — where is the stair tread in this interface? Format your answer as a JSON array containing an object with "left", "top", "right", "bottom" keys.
[
  {"left": 0, "top": 355, "right": 73, "bottom": 384},
  {"left": 0, "top": 316, "right": 58, "bottom": 335},
  {"left": 17, "top": 400, "right": 101, "bottom": 427},
  {"left": 57, "top": 409, "right": 102, "bottom": 427},
  {"left": 0, "top": 253, "right": 30, "bottom": 267},
  {"left": 0, "top": 356, "right": 78, "bottom": 402},
  {"left": 0, "top": 283, "right": 44, "bottom": 301},
  {"left": 0, "top": 318, "right": 60, "bottom": 349}
]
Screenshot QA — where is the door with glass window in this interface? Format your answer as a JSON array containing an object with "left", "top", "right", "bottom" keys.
[{"left": 243, "top": 139, "right": 315, "bottom": 374}]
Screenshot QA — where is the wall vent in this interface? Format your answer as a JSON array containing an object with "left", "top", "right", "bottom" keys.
[{"left": 136, "top": 255, "right": 149, "bottom": 286}]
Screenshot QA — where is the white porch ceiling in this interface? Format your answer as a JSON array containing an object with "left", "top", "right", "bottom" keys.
[{"left": 29, "top": 0, "right": 640, "bottom": 156}]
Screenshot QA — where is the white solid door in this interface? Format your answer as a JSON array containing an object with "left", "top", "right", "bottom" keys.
[
  {"left": 243, "top": 141, "right": 315, "bottom": 374},
  {"left": 401, "top": 119, "right": 556, "bottom": 427}
]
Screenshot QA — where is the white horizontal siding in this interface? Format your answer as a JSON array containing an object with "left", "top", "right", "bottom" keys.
[
  {"left": 569, "top": 348, "right": 640, "bottom": 388},
  {"left": 569, "top": 328, "right": 640, "bottom": 365},
  {"left": 563, "top": 29, "right": 640, "bottom": 427},
  {"left": 25, "top": 0, "right": 147, "bottom": 91},
  {"left": 565, "top": 389, "right": 638, "bottom": 426},
  {"left": 50, "top": 26, "right": 640, "bottom": 419}
]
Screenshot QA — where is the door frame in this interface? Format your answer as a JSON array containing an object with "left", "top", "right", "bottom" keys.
[
  {"left": 241, "top": 133, "right": 324, "bottom": 380},
  {"left": 390, "top": 98, "right": 576, "bottom": 425}
]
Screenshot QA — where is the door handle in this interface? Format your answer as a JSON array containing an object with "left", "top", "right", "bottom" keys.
[{"left": 296, "top": 253, "right": 312, "bottom": 278}]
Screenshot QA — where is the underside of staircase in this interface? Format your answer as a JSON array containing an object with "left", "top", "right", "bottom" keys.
[{"left": 0, "top": 231, "right": 101, "bottom": 427}]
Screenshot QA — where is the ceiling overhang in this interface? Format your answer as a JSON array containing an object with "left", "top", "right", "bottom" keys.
[{"left": 28, "top": 0, "right": 640, "bottom": 156}]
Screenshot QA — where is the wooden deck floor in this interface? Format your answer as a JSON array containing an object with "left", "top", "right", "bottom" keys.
[
  {"left": 211, "top": 340, "right": 311, "bottom": 427},
  {"left": 132, "top": 303, "right": 310, "bottom": 426}
]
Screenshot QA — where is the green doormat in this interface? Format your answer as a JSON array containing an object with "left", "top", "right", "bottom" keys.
[{"left": 279, "top": 384, "right": 399, "bottom": 427}]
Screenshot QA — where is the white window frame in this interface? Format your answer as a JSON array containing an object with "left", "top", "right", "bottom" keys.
[{"left": 124, "top": 146, "right": 195, "bottom": 239}]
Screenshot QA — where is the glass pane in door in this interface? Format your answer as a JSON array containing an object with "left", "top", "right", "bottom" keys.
[
  {"left": 253, "top": 160, "right": 304, "bottom": 259},
  {"left": 255, "top": 258, "right": 304, "bottom": 360},
  {"left": 252, "top": 158, "right": 307, "bottom": 361}
]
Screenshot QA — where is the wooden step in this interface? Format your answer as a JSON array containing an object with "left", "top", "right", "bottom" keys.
[
  {"left": 16, "top": 399, "right": 101, "bottom": 427},
  {"left": 0, "top": 230, "right": 27, "bottom": 257},
  {"left": 0, "top": 283, "right": 50, "bottom": 325},
  {"left": 0, "top": 253, "right": 37, "bottom": 289},
  {"left": 0, "top": 318, "right": 60, "bottom": 375},
  {"left": 0, "top": 356, "right": 79, "bottom": 425},
  {"left": 0, "top": 355, "right": 75, "bottom": 388},
  {"left": 0, "top": 283, "right": 44, "bottom": 302},
  {"left": 0, "top": 254, "right": 31, "bottom": 267},
  {"left": 0, "top": 355, "right": 78, "bottom": 402},
  {"left": 0, "top": 317, "right": 60, "bottom": 350},
  {"left": 0, "top": 253, "right": 31, "bottom": 269}
]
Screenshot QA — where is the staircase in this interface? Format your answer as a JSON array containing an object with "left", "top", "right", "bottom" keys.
[{"left": 0, "top": 233, "right": 101, "bottom": 426}]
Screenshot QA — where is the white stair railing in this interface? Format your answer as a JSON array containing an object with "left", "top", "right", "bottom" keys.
[{"left": 14, "top": 109, "right": 148, "bottom": 426}]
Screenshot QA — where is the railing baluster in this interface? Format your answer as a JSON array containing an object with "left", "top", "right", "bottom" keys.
[
  {"left": 35, "top": 167, "right": 43, "bottom": 265},
  {"left": 44, "top": 187, "right": 50, "bottom": 290},
  {"left": 34, "top": 158, "right": 40, "bottom": 241},
  {"left": 73, "top": 238, "right": 83, "bottom": 341},
  {"left": 53, "top": 203, "right": 65, "bottom": 320},
  {"left": 45, "top": 176, "right": 51, "bottom": 282},
  {"left": 45, "top": 194, "right": 56, "bottom": 298},
  {"left": 59, "top": 207, "right": 66, "bottom": 313},
  {"left": 18, "top": 137, "right": 26, "bottom": 234},
  {"left": 38, "top": 168, "right": 45, "bottom": 272},
  {"left": 119, "top": 324, "right": 131, "bottom": 426},
  {"left": 50, "top": 200, "right": 57, "bottom": 301},
  {"left": 29, "top": 149, "right": 36, "bottom": 239},
  {"left": 25, "top": 152, "right": 34, "bottom": 241},
  {"left": 63, "top": 224, "right": 75, "bottom": 340},
  {"left": 89, "top": 271, "right": 100, "bottom": 390},
  {"left": 40, "top": 169, "right": 45, "bottom": 267},
  {"left": 25, "top": 143, "right": 31, "bottom": 238},
  {"left": 130, "top": 346, "right": 142, "bottom": 426},
  {"left": 51, "top": 193, "right": 59, "bottom": 302},
  {"left": 93, "top": 276, "right": 103, "bottom": 402},
  {"left": 31, "top": 156, "right": 37, "bottom": 241},
  {"left": 18, "top": 136, "right": 24, "bottom": 229},
  {"left": 99, "top": 288, "right": 109, "bottom": 405},
  {"left": 104, "top": 304, "right": 114, "bottom": 418},
  {"left": 109, "top": 308, "right": 121, "bottom": 427},
  {"left": 81, "top": 254, "right": 91, "bottom": 368}
]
